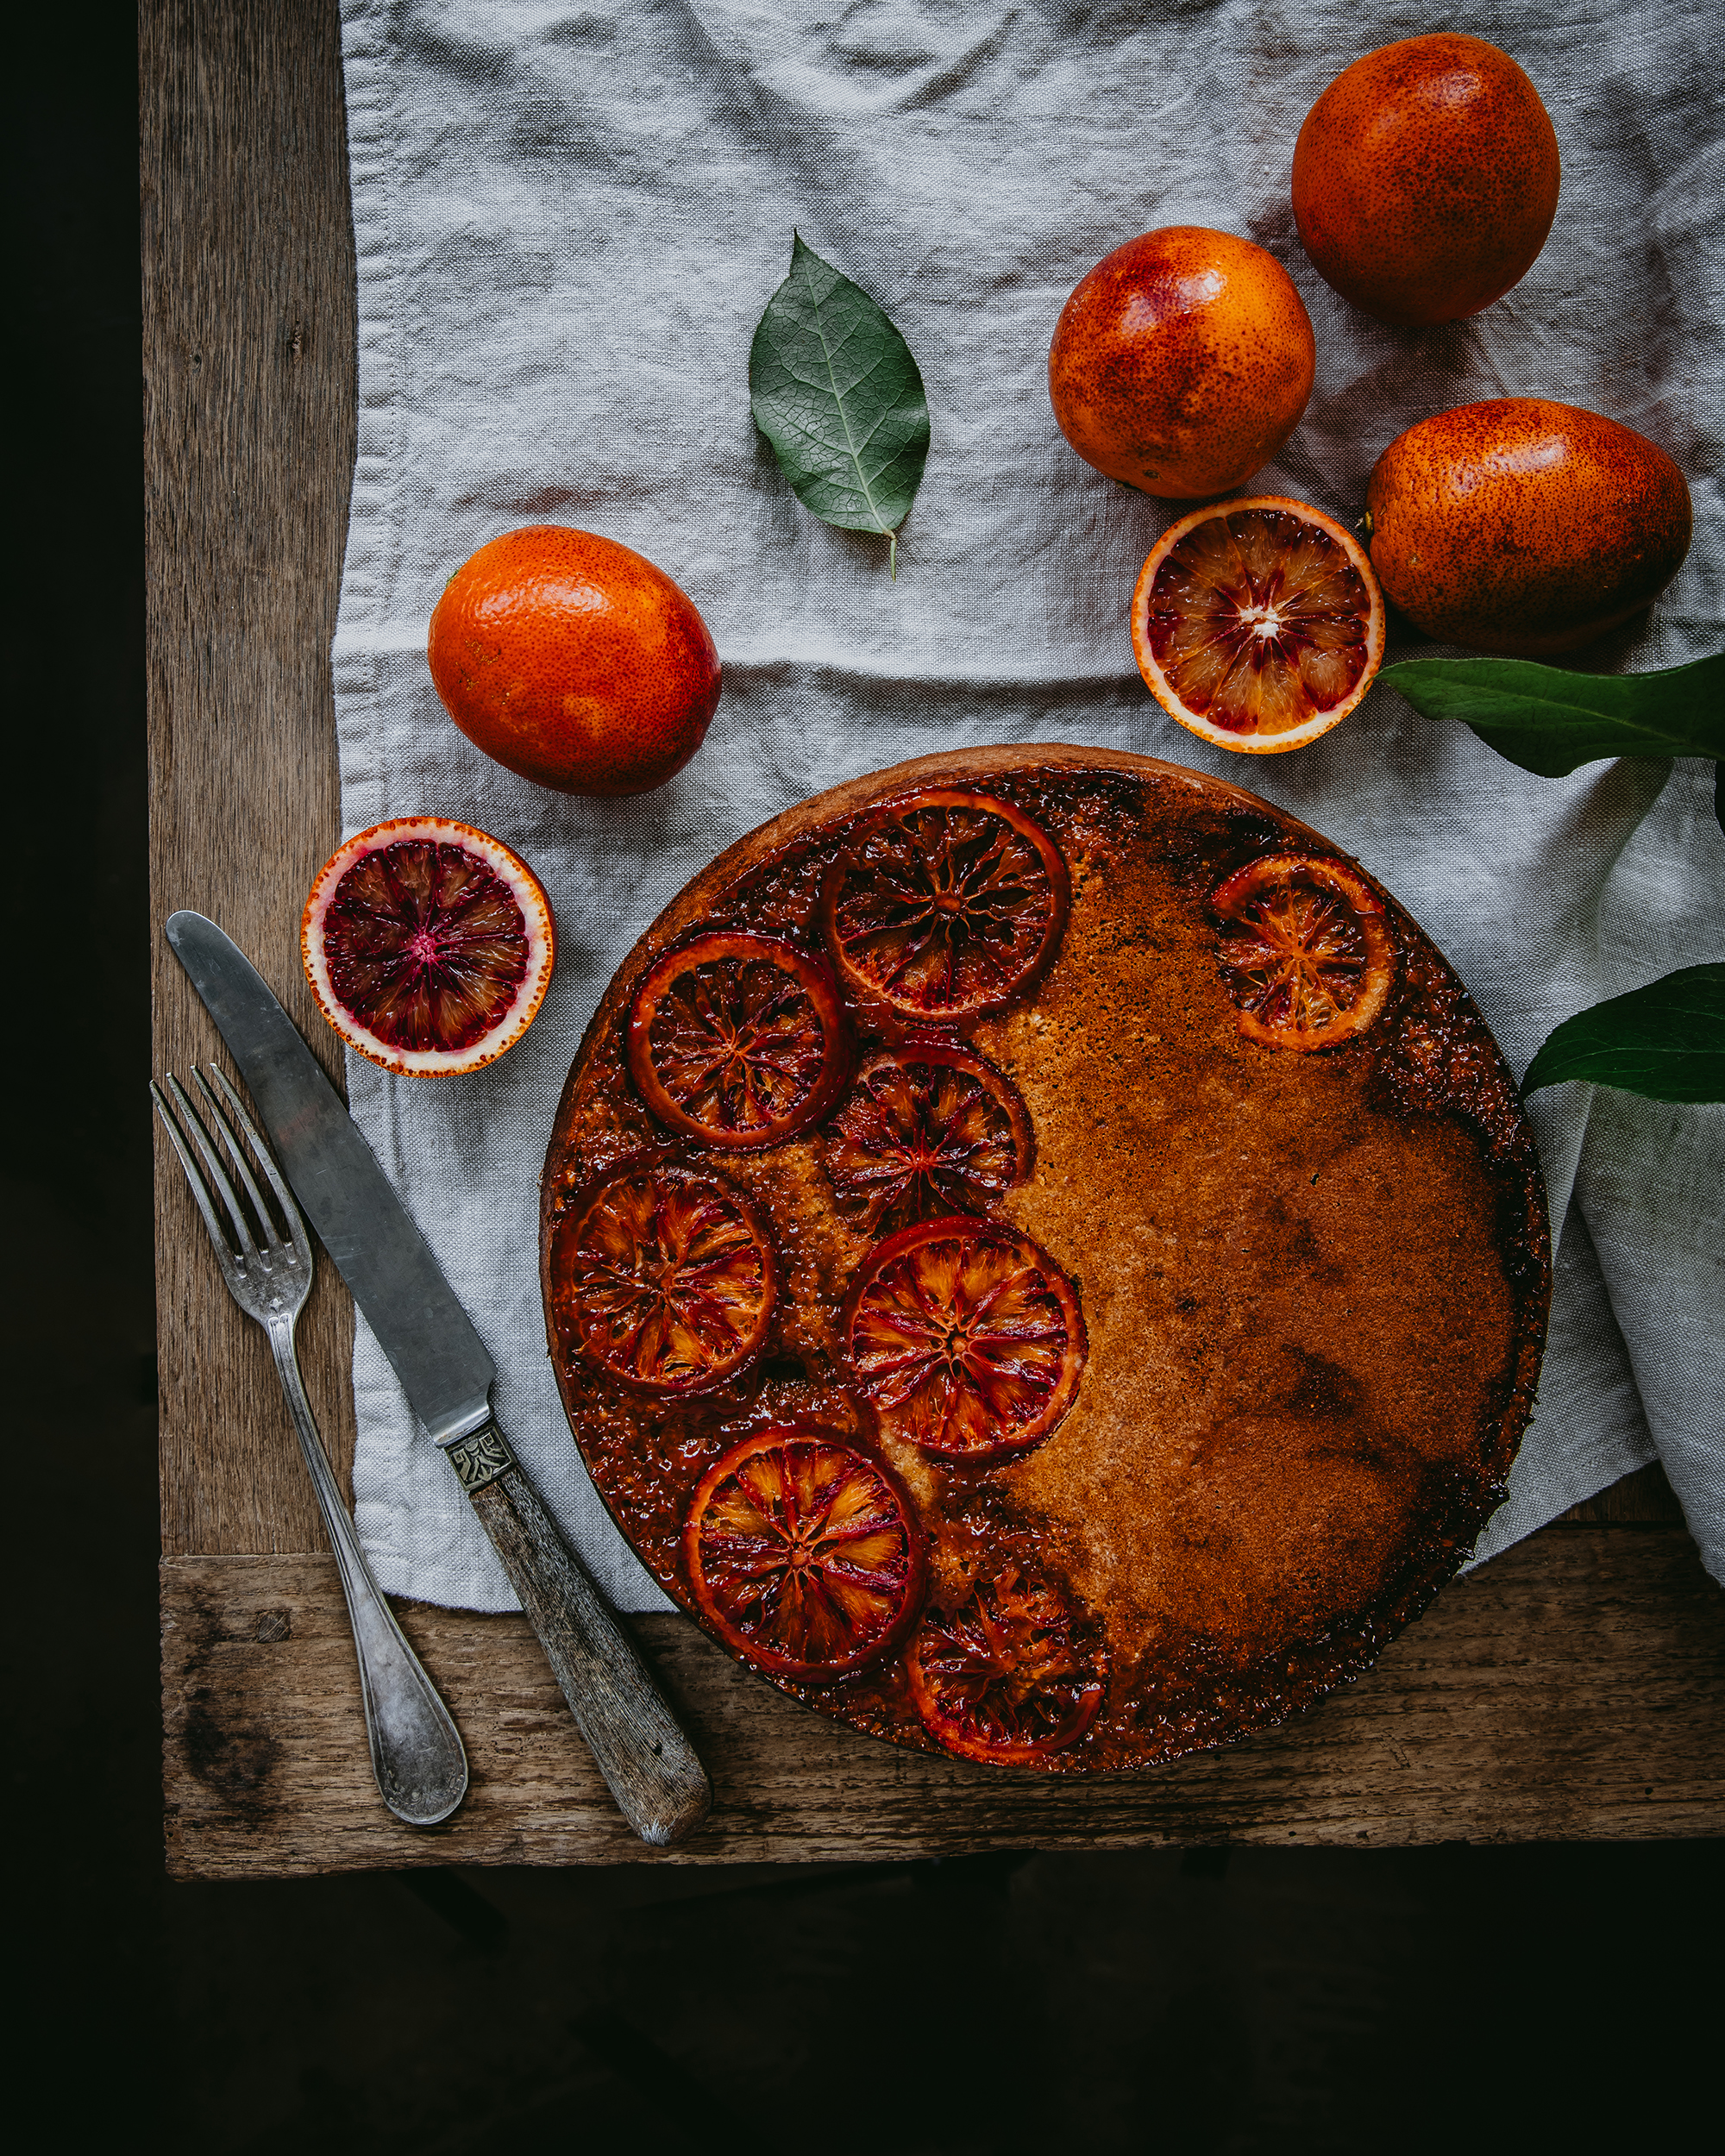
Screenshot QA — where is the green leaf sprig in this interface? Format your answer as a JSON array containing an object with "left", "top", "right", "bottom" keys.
[
  {"left": 1379, "top": 650, "right": 1723, "bottom": 817},
  {"left": 1522, "top": 965, "right": 1725, "bottom": 1101},
  {"left": 749, "top": 235, "right": 931, "bottom": 578},
  {"left": 1380, "top": 651, "right": 1725, "bottom": 1102}
]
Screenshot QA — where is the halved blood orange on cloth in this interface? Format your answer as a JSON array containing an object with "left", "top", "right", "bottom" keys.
[
  {"left": 683, "top": 1429, "right": 925, "bottom": 1680},
  {"left": 627, "top": 931, "right": 852, "bottom": 1148},
  {"left": 1211, "top": 852, "right": 1395, "bottom": 1050},
  {"left": 819, "top": 1044, "right": 1034, "bottom": 1234},
  {"left": 301, "top": 817, "right": 554, "bottom": 1075},
  {"left": 839, "top": 1217, "right": 1086, "bottom": 1462},
  {"left": 549, "top": 1156, "right": 775, "bottom": 1396},
  {"left": 907, "top": 1564, "right": 1105, "bottom": 1764},
  {"left": 820, "top": 790, "right": 1070, "bottom": 1025},
  {"left": 1131, "top": 497, "right": 1385, "bottom": 754}
]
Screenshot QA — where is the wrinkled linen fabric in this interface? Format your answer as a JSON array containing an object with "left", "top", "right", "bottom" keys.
[{"left": 331, "top": 0, "right": 1723, "bottom": 1612}]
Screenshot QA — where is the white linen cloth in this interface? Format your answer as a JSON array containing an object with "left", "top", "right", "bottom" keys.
[{"left": 331, "top": 0, "right": 1723, "bottom": 1612}]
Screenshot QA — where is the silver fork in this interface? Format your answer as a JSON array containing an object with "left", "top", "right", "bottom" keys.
[{"left": 152, "top": 1065, "right": 468, "bottom": 1827}]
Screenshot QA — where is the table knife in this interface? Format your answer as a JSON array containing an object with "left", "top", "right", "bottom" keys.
[{"left": 165, "top": 909, "right": 712, "bottom": 1847}]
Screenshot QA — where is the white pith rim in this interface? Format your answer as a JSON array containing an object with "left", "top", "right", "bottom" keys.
[
  {"left": 300, "top": 815, "right": 555, "bottom": 1076},
  {"left": 1130, "top": 494, "right": 1386, "bottom": 756}
]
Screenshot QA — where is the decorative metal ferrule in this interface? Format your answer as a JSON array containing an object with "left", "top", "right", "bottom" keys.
[{"left": 443, "top": 1420, "right": 518, "bottom": 1494}]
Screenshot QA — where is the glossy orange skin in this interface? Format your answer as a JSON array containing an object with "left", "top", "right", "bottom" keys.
[
  {"left": 1048, "top": 228, "right": 1315, "bottom": 499},
  {"left": 1367, "top": 400, "right": 1692, "bottom": 655},
  {"left": 1293, "top": 35, "right": 1559, "bottom": 328},
  {"left": 428, "top": 525, "right": 721, "bottom": 797}
]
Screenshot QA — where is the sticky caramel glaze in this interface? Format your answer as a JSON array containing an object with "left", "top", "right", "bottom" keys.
[{"left": 540, "top": 749, "right": 1550, "bottom": 1771}]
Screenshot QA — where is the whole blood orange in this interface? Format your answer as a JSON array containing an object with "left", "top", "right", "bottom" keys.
[
  {"left": 1130, "top": 497, "right": 1385, "bottom": 752},
  {"left": 1366, "top": 400, "right": 1693, "bottom": 655},
  {"left": 427, "top": 525, "right": 721, "bottom": 796},
  {"left": 301, "top": 817, "right": 555, "bottom": 1075},
  {"left": 1292, "top": 35, "right": 1559, "bottom": 327},
  {"left": 1048, "top": 228, "right": 1314, "bottom": 499}
]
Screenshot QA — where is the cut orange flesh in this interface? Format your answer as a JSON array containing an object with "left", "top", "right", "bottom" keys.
[
  {"left": 684, "top": 1430, "right": 925, "bottom": 1680},
  {"left": 1210, "top": 852, "right": 1395, "bottom": 1050},
  {"left": 907, "top": 1564, "right": 1105, "bottom": 1764},
  {"left": 627, "top": 931, "right": 852, "bottom": 1148},
  {"left": 1131, "top": 498, "right": 1385, "bottom": 754},
  {"left": 839, "top": 1217, "right": 1086, "bottom": 1462},
  {"left": 819, "top": 1044, "right": 1033, "bottom": 1233},
  {"left": 550, "top": 1158, "right": 775, "bottom": 1395},
  {"left": 821, "top": 790, "right": 1070, "bottom": 1025},
  {"left": 301, "top": 818, "right": 555, "bottom": 1075}
]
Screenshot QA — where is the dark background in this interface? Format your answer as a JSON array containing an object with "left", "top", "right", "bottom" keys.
[{"left": 14, "top": 5, "right": 1719, "bottom": 2149}]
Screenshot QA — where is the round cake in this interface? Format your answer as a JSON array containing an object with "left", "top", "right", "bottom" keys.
[{"left": 540, "top": 748, "right": 1550, "bottom": 1771}]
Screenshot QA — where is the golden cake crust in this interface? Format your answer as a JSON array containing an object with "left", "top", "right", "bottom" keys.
[{"left": 540, "top": 748, "right": 1551, "bottom": 1771}]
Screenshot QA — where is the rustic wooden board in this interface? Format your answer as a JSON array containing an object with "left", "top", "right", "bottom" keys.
[
  {"left": 163, "top": 1530, "right": 1725, "bottom": 1877},
  {"left": 145, "top": 0, "right": 1723, "bottom": 1878},
  {"left": 144, "top": 0, "right": 359, "bottom": 1560},
  {"left": 1565, "top": 1460, "right": 1685, "bottom": 1523}
]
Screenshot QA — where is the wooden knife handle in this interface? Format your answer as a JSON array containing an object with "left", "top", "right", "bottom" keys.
[{"left": 443, "top": 1418, "right": 712, "bottom": 1847}]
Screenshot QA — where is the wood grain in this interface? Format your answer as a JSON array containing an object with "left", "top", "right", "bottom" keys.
[
  {"left": 144, "top": 0, "right": 359, "bottom": 1556},
  {"left": 465, "top": 1451, "right": 712, "bottom": 1846},
  {"left": 1562, "top": 1460, "right": 1686, "bottom": 1523},
  {"left": 163, "top": 1530, "right": 1725, "bottom": 1878}
]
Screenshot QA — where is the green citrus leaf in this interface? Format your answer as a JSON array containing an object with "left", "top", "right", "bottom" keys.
[
  {"left": 1521, "top": 964, "right": 1725, "bottom": 1101},
  {"left": 750, "top": 234, "right": 930, "bottom": 575},
  {"left": 1378, "top": 652, "right": 1725, "bottom": 777}
]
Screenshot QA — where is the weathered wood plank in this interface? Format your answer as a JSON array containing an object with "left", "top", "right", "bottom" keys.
[
  {"left": 162, "top": 1530, "right": 1725, "bottom": 1877},
  {"left": 1561, "top": 1459, "right": 1685, "bottom": 1523},
  {"left": 143, "top": 0, "right": 359, "bottom": 1556}
]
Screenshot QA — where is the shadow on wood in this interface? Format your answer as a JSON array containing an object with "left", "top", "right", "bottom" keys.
[{"left": 163, "top": 1526, "right": 1725, "bottom": 1877}]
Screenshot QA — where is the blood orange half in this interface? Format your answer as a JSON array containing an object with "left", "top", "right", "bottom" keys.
[
  {"left": 549, "top": 1156, "right": 776, "bottom": 1396},
  {"left": 819, "top": 1044, "right": 1034, "bottom": 1234},
  {"left": 820, "top": 790, "right": 1070, "bottom": 1026},
  {"left": 627, "top": 931, "right": 852, "bottom": 1148},
  {"left": 907, "top": 1564, "right": 1105, "bottom": 1764},
  {"left": 1130, "top": 498, "right": 1385, "bottom": 754},
  {"left": 839, "top": 1216, "right": 1087, "bottom": 1463},
  {"left": 684, "top": 1429, "right": 925, "bottom": 1680},
  {"left": 301, "top": 817, "right": 555, "bottom": 1075},
  {"left": 1211, "top": 852, "right": 1396, "bottom": 1050}
]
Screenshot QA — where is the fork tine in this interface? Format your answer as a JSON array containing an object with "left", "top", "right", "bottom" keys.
[
  {"left": 191, "top": 1066, "right": 279, "bottom": 1250},
  {"left": 149, "top": 1079, "right": 246, "bottom": 1262},
  {"left": 204, "top": 1064, "right": 313, "bottom": 1269},
  {"left": 164, "top": 1073, "right": 260, "bottom": 1263}
]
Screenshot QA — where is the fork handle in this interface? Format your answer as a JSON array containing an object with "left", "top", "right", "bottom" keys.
[
  {"left": 443, "top": 1418, "right": 712, "bottom": 1847},
  {"left": 267, "top": 1326, "right": 469, "bottom": 1827}
]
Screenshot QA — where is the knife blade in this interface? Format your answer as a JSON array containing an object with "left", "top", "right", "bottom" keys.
[
  {"left": 166, "top": 912, "right": 495, "bottom": 1445},
  {"left": 166, "top": 909, "right": 712, "bottom": 1847}
]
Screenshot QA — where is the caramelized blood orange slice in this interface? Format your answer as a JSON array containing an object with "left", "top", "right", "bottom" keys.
[
  {"left": 301, "top": 818, "right": 555, "bottom": 1075},
  {"left": 820, "top": 1044, "right": 1034, "bottom": 1234},
  {"left": 1211, "top": 851, "right": 1395, "bottom": 1050},
  {"left": 1130, "top": 498, "right": 1385, "bottom": 754},
  {"left": 908, "top": 1564, "right": 1105, "bottom": 1764},
  {"left": 839, "top": 1217, "right": 1086, "bottom": 1462},
  {"left": 684, "top": 1430, "right": 925, "bottom": 1680},
  {"left": 549, "top": 1157, "right": 775, "bottom": 1395},
  {"left": 627, "top": 931, "right": 852, "bottom": 1148},
  {"left": 820, "top": 790, "right": 1070, "bottom": 1025}
]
